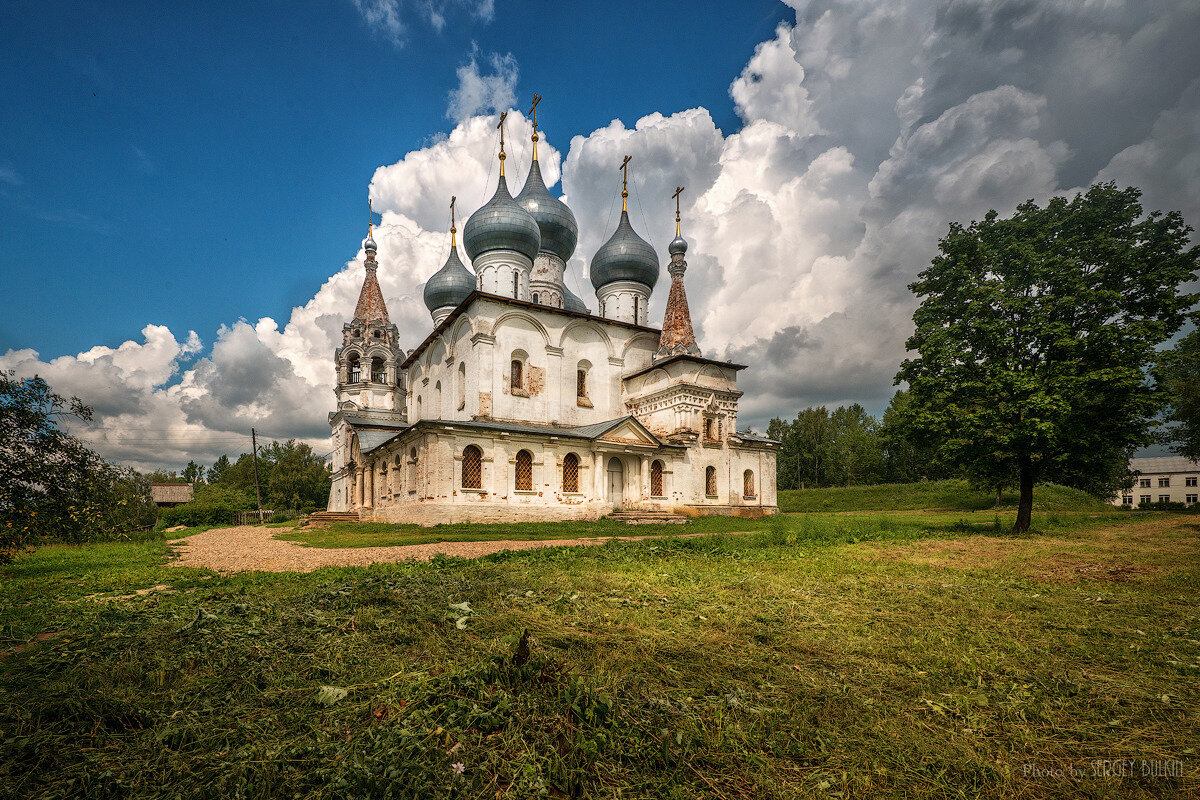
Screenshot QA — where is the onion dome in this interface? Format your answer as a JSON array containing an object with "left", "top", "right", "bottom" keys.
[
  {"left": 563, "top": 283, "right": 589, "bottom": 314},
  {"left": 668, "top": 233, "right": 687, "bottom": 256},
  {"left": 364, "top": 232, "right": 377, "bottom": 254},
  {"left": 590, "top": 210, "right": 659, "bottom": 290},
  {"left": 423, "top": 240, "right": 475, "bottom": 314},
  {"left": 516, "top": 159, "right": 578, "bottom": 262},
  {"left": 463, "top": 175, "right": 541, "bottom": 262}
]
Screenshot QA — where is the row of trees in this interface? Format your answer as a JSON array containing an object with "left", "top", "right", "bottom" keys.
[
  {"left": 767, "top": 394, "right": 946, "bottom": 490},
  {"left": 149, "top": 440, "right": 331, "bottom": 513}
]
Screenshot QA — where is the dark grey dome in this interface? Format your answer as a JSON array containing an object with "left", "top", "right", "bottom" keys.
[
  {"left": 364, "top": 233, "right": 377, "bottom": 253},
  {"left": 668, "top": 233, "right": 688, "bottom": 256},
  {"left": 463, "top": 175, "right": 541, "bottom": 262},
  {"left": 563, "top": 283, "right": 589, "bottom": 314},
  {"left": 423, "top": 242, "right": 476, "bottom": 313},
  {"left": 516, "top": 159, "right": 578, "bottom": 262},
  {"left": 590, "top": 210, "right": 659, "bottom": 290}
]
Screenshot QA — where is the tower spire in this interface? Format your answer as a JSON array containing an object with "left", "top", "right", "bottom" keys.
[
  {"left": 619, "top": 154, "right": 631, "bottom": 213},
  {"left": 497, "top": 111, "right": 508, "bottom": 177},
  {"left": 658, "top": 185, "right": 698, "bottom": 359},
  {"left": 529, "top": 93, "right": 541, "bottom": 161}
]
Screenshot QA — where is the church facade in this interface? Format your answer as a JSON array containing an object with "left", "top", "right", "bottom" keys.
[{"left": 326, "top": 113, "right": 778, "bottom": 523}]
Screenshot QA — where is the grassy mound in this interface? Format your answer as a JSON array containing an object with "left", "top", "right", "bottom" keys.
[{"left": 779, "top": 479, "right": 1112, "bottom": 514}]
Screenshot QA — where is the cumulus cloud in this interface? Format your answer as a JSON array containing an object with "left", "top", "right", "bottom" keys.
[
  {"left": 9, "top": 0, "right": 1200, "bottom": 469},
  {"left": 445, "top": 50, "right": 519, "bottom": 124},
  {"left": 350, "top": 0, "right": 494, "bottom": 46}
]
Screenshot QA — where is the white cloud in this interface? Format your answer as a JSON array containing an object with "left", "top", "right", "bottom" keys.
[
  {"left": 445, "top": 50, "right": 519, "bottom": 124},
  {"left": 350, "top": 0, "right": 494, "bottom": 46},
  {"left": 351, "top": 0, "right": 405, "bottom": 47}
]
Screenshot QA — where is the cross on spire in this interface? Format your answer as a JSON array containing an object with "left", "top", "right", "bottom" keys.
[
  {"left": 450, "top": 196, "right": 457, "bottom": 245},
  {"left": 368, "top": 197, "right": 374, "bottom": 236},
  {"left": 497, "top": 111, "right": 508, "bottom": 176},
  {"left": 672, "top": 186, "right": 685, "bottom": 235},
  {"left": 528, "top": 94, "right": 542, "bottom": 159},
  {"left": 619, "top": 154, "right": 632, "bottom": 212}
]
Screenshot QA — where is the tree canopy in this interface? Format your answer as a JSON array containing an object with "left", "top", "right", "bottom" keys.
[{"left": 896, "top": 184, "right": 1199, "bottom": 531}]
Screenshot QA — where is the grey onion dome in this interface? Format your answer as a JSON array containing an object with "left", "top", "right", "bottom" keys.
[
  {"left": 563, "top": 283, "right": 589, "bottom": 314},
  {"left": 462, "top": 175, "right": 541, "bottom": 262},
  {"left": 668, "top": 233, "right": 688, "bottom": 256},
  {"left": 516, "top": 159, "right": 578, "bottom": 261},
  {"left": 590, "top": 210, "right": 660, "bottom": 290},
  {"left": 364, "top": 233, "right": 377, "bottom": 253},
  {"left": 423, "top": 242, "right": 476, "bottom": 313}
]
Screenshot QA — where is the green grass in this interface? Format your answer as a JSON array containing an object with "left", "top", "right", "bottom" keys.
[
  {"left": 779, "top": 479, "right": 1113, "bottom": 514},
  {"left": 2, "top": 513, "right": 1196, "bottom": 798}
]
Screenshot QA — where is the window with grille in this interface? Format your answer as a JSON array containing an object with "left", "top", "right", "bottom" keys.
[
  {"left": 743, "top": 469, "right": 755, "bottom": 499},
  {"left": 462, "top": 445, "right": 482, "bottom": 489},
  {"left": 650, "top": 460, "right": 663, "bottom": 497},
  {"left": 511, "top": 359, "right": 523, "bottom": 390},
  {"left": 515, "top": 450, "right": 533, "bottom": 491},
  {"left": 563, "top": 453, "right": 579, "bottom": 493},
  {"left": 371, "top": 357, "right": 386, "bottom": 383},
  {"left": 577, "top": 368, "right": 587, "bottom": 398},
  {"left": 705, "top": 466, "right": 717, "bottom": 497},
  {"left": 348, "top": 356, "right": 361, "bottom": 383}
]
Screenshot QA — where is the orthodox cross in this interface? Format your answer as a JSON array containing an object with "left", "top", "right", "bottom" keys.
[
  {"left": 672, "top": 186, "right": 685, "bottom": 234},
  {"left": 450, "top": 196, "right": 457, "bottom": 244},
  {"left": 368, "top": 197, "right": 374, "bottom": 236},
  {"left": 529, "top": 93, "right": 542, "bottom": 158},
  {"left": 619, "top": 155, "right": 632, "bottom": 211},
  {"left": 497, "top": 111, "right": 508, "bottom": 175}
]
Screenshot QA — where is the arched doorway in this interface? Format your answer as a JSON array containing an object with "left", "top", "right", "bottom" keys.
[{"left": 607, "top": 457, "right": 625, "bottom": 509}]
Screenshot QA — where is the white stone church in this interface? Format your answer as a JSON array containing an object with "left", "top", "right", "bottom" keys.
[{"left": 326, "top": 112, "right": 778, "bottom": 523}]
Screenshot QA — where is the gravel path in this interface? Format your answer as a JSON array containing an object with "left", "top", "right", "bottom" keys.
[{"left": 168, "top": 524, "right": 715, "bottom": 573}]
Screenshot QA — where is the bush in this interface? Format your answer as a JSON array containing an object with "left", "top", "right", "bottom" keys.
[
  {"left": 300, "top": 505, "right": 319, "bottom": 516},
  {"left": 269, "top": 512, "right": 292, "bottom": 523}
]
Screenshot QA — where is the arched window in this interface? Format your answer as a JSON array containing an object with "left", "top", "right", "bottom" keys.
[
  {"left": 576, "top": 366, "right": 588, "bottom": 399},
  {"left": 563, "top": 452, "right": 580, "bottom": 493},
  {"left": 434, "top": 381, "right": 442, "bottom": 418},
  {"left": 512, "top": 271, "right": 519, "bottom": 298},
  {"left": 515, "top": 449, "right": 533, "bottom": 491},
  {"left": 743, "top": 469, "right": 755, "bottom": 499},
  {"left": 348, "top": 354, "right": 361, "bottom": 383},
  {"left": 371, "top": 357, "right": 385, "bottom": 383},
  {"left": 462, "top": 445, "right": 482, "bottom": 489},
  {"left": 511, "top": 359, "right": 523, "bottom": 391},
  {"left": 705, "top": 466, "right": 717, "bottom": 497},
  {"left": 408, "top": 447, "right": 418, "bottom": 489},
  {"left": 457, "top": 361, "right": 467, "bottom": 410},
  {"left": 416, "top": 396, "right": 422, "bottom": 419},
  {"left": 532, "top": 292, "right": 540, "bottom": 304},
  {"left": 393, "top": 454, "right": 402, "bottom": 493},
  {"left": 633, "top": 295, "right": 640, "bottom": 324},
  {"left": 651, "top": 459, "right": 664, "bottom": 497}
]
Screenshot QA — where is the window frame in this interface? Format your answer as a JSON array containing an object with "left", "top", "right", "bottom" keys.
[
  {"left": 515, "top": 449, "right": 534, "bottom": 492},
  {"left": 705, "top": 465, "right": 717, "bottom": 498},
  {"left": 461, "top": 445, "right": 483, "bottom": 490},
  {"left": 562, "top": 452, "right": 580, "bottom": 494}
]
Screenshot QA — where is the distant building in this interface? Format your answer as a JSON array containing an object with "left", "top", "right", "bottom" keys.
[
  {"left": 1114, "top": 457, "right": 1200, "bottom": 507},
  {"left": 150, "top": 483, "right": 193, "bottom": 507}
]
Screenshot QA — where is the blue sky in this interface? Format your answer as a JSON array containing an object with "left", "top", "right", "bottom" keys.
[
  {"left": 2, "top": 0, "right": 1198, "bottom": 470},
  {"left": 0, "top": 0, "right": 789, "bottom": 358}
]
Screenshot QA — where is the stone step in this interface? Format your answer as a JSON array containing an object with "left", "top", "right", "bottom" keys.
[{"left": 607, "top": 510, "right": 689, "bottom": 525}]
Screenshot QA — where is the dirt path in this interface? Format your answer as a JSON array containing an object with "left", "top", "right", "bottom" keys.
[{"left": 168, "top": 525, "right": 718, "bottom": 574}]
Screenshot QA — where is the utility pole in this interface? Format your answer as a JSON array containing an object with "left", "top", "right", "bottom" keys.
[{"left": 251, "top": 427, "right": 264, "bottom": 523}]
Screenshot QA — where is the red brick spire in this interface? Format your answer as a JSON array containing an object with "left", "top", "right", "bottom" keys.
[
  {"left": 353, "top": 227, "right": 390, "bottom": 324},
  {"left": 657, "top": 188, "right": 700, "bottom": 358}
]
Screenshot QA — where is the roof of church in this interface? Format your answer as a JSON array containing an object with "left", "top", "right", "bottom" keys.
[
  {"left": 400, "top": 291, "right": 660, "bottom": 370},
  {"left": 358, "top": 415, "right": 679, "bottom": 455},
  {"left": 353, "top": 254, "right": 390, "bottom": 323},
  {"left": 733, "top": 430, "right": 781, "bottom": 445},
  {"left": 356, "top": 429, "right": 399, "bottom": 453},
  {"left": 622, "top": 352, "right": 747, "bottom": 382}
]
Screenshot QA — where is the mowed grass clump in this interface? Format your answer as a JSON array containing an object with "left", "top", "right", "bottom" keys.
[
  {"left": 778, "top": 479, "right": 1114, "bottom": 514},
  {"left": 1, "top": 514, "right": 1197, "bottom": 799}
]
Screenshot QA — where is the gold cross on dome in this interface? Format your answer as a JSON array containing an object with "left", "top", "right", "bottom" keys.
[
  {"left": 497, "top": 111, "right": 508, "bottom": 175},
  {"left": 529, "top": 94, "right": 542, "bottom": 158},
  {"left": 619, "top": 155, "right": 632, "bottom": 211},
  {"left": 672, "top": 186, "right": 685, "bottom": 234},
  {"left": 450, "top": 196, "right": 457, "bottom": 244}
]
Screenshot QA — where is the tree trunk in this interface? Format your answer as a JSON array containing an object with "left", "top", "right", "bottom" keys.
[
  {"left": 1014, "top": 456, "right": 1034, "bottom": 533},
  {"left": 995, "top": 485, "right": 1002, "bottom": 508}
]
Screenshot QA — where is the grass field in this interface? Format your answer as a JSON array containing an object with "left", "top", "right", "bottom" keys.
[
  {"left": 2, "top": 508, "right": 1196, "bottom": 799},
  {"left": 778, "top": 480, "right": 1114, "bottom": 514}
]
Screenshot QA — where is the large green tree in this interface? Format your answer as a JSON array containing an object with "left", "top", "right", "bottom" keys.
[
  {"left": 1, "top": 371, "right": 156, "bottom": 562},
  {"left": 897, "top": 184, "right": 1198, "bottom": 531},
  {"left": 1156, "top": 328, "right": 1200, "bottom": 460}
]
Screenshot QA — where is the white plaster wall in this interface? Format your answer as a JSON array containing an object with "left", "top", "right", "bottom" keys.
[
  {"left": 474, "top": 250, "right": 532, "bottom": 299},
  {"left": 597, "top": 280, "right": 651, "bottom": 325}
]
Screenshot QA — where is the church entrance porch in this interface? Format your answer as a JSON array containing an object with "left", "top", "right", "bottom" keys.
[{"left": 607, "top": 457, "right": 625, "bottom": 510}]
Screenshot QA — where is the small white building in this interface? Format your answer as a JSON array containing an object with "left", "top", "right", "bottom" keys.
[
  {"left": 1113, "top": 456, "right": 1200, "bottom": 507},
  {"left": 325, "top": 113, "right": 778, "bottom": 523}
]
